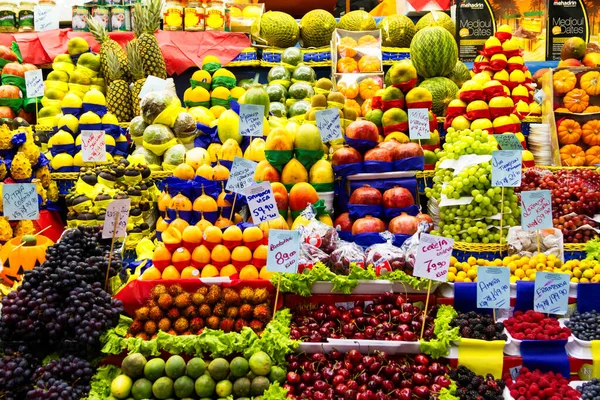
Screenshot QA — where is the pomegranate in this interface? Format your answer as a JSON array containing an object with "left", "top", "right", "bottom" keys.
[
  {"left": 346, "top": 120, "right": 379, "bottom": 142},
  {"left": 377, "top": 140, "right": 403, "bottom": 160},
  {"left": 388, "top": 213, "right": 419, "bottom": 235},
  {"left": 416, "top": 213, "right": 434, "bottom": 232},
  {"left": 350, "top": 185, "right": 382, "bottom": 206},
  {"left": 397, "top": 142, "right": 424, "bottom": 159},
  {"left": 364, "top": 147, "right": 393, "bottom": 162},
  {"left": 332, "top": 146, "right": 363, "bottom": 166},
  {"left": 382, "top": 187, "right": 414, "bottom": 209},
  {"left": 352, "top": 216, "right": 386, "bottom": 235}
]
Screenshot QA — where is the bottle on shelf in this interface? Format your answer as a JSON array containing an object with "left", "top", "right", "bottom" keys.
[
  {"left": 184, "top": 0, "right": 204, "bottom": 31},
  {"left": 18, "top": 0, "right": 35, "bottom": 32},
  {"left": 163, "top": 0, "right": 183, "bottom": 31}
]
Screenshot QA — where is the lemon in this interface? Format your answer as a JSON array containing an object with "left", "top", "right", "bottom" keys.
[
  {"left": 83, "top": 88, "right": 106, "bottom": 105},
  {"left": 447, "top": 272, "right": 456, "bottom": 282},
  {"left": 510, "top": 275, "right": 518, "bottom": 283},
  {"left": 79, "top": 111, "right": 101, "bottom": 124},
  {"left": 57, "top": 114, "right": 79, "bottom": 133},
  {"left": 467, "top": 269, "right": 477, "bottom": 279},
  {"left": 102, "top": 112, "right": 119, "bottom": 125},
  {"left": 581, "top": 277, "right": 590, "bottom": 283},
  {"left": 514, "top": 268, "right": 524, "bottom": 278},
  {"left": 574, "top": 268, "right": 583, "bottom": 278},
  {"left": 62, "top": 92, "right": 83, "bottom": 108},
  {"left": 583, "top": 269, "right": 594, "bottom": 279},
  {"left": 571, "top": 277, "right": 579, "bottom": 283}
]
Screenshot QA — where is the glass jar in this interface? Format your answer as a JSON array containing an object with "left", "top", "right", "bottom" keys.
[
  {"left": 0, "top": 1, "right": 18, "bottom": 32},
  {"left": 18, "top": 0, "right": 35, "bottom": 32},
  {"left": 204, "top": 0, "right": 224, "bottom": 31},
  {"left": 184, "top": 0, "right": 204, "bottom": 31},
  {"left": 37, "top": 0, "right": 53, "bottom": 5},
  {"left": 163, "top": 0, "right": 183, "bottom": 31}
]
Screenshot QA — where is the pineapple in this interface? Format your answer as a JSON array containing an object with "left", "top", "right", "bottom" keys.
[
  {"left": 135, "top": 0, "right": 167, "bottom": 79},
  {"left": 88, "top": 16, "right": 131, "bottom": 85},
  {"left": 127, "top": 41, "right": 146, "bottom": 117},
  {"left": 106, "top": 51, "right": 134, "bottom": 123}
]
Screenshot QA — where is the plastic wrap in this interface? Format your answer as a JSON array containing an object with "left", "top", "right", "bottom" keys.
[
  {"left": 329, "top": 241, "right": 366, "bottom": 275},
  {"left": 298, "top": 243, "right": 330, "bottom": 273},
  {"left": 300, "top": 219, "right": 340, "bottom": 254},
  {"left": 399, "top": 223, "right": 431, "bottom": 275},
  {"left": 365, "top": 240, "right": 406, "bottom": 276}
]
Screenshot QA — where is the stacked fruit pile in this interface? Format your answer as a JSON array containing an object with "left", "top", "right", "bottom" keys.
[
  {"left": 519, "top": 168, "right": 600, "bottom": 243},
  {"left": 290, "top": 293, "right": 437, "bottom": 342},
  {"left": 284, "top": 351, "right": 452, "bottom": 399},
  {"left": 0, "top": 46, "right": 39, "bottom": 125},
  {"left": 503, "top": 368, "right": 580, "bottom": 400},
  {"left": 263, "top": 63, "right": 322, "bottom": 119},
  {"left": 148, "top": 223, "right": 270, "bottom": 280},
  {"left": 425, "top": 127, "right": 521, "bottom": 243},
  {"left": 127, "top": 284, "right": 273, "bottom": 338},
  {"left": 109, "top": 351, "right": 281, "bottom": 399},
  {"left": 450, "top": 311, "right": 507, "bottom": 341},
  {"left": 503, "top": 310, "right": 571, "bottom": 341}
]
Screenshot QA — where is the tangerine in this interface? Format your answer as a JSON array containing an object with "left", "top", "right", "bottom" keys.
[
  {"left": 239, "top": 265, "right": 259, "bottom": 280},
  {"left": 191, "top": 245, "right": 211, "bottom": 267},
  {"left": 201, "top": 264, "right": 219, "bottom": 277},
  {"left": 162, "top": 265, "right": 181, "bottom": 280},
  {"left": 181, "top": 266, "right": 200, "bottom": 278}
]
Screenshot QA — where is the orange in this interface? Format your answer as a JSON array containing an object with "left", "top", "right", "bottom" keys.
[
  {"left": 182, "top": 225, "right": 203, "bottom": 251},
  {"left": 162, "top": 265, "right": 181, "bottom": 280},
  {"left": 242, "top": 226, "right": 263, "bottom": 250},
  {"left": 196, "top": 216, "right": 213, "bottom": 231},
  {"left": 253, "top": 244, "right": 268, "bottom": 267},
  {"left": 210, "top": 244, "right": 231, "bottom": 267},
  {"left": 191, "top": 244, "right": 211, "bottom": 268},
  {"left": 222, "top": 225, "right": 243, "bottom": 249},
  {"left": 152, "top": 245, "right": 172, "bottom": 271},
  {"left": 162, "top": 227, "right": 183, "bottom": 252},
  {"left": 259, "top": 266, "right": 274, "bottom": 280},
  {"left": 169, "top": 217, "right": 190, "bottom": 234},
  {"left": 220, "top": 264, "right": 239, "bottom": 278},
  {"left": 231, "top": 246, "right": 252, "bottom": 269},
  {"left": 202, "top": 226, "right": 223, "bottom": 249},
  {"left": 181, "top": 266, "right": 200, "bottom": 278},
  {"left": 239, "top": 265, "right": 259, "bottom": 280},
  {"left": 215, "top": 216, "right": 232, "bottom": 228},
  {"left": 141, "top": 266, "right": 161, "bottom": 280},
  {"left": 201, "top": 264, "right": 219, "bottom": 277},
  {"left": 171, "top": 247, "right": 191, "bottom": 271}
]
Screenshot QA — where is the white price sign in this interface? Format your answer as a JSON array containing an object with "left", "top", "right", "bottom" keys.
[
  {"left": 102, "top": 199, "right": 131, "bottom": 239},
  {"left": 24, "top": 69, "right": 44, "bottom": 98},
  {"left": 245, "top": 182, "right": 279, "bottom": 224},
  {"left": 81, "top": 130, "right": 106, "bottom": 162},
  {"left": 413, "top": 233, "right": 454, "bottom": 282},
  {"left": 408, "top": 108, "right": 430, "bottom": 140}
]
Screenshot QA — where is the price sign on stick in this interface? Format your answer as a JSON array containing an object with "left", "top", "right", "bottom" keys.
[
  {"left": 3, "top": 183, "right": 39, "bottom": 221},
  {"left": 24, "top": 70, "right": 44, "bottom": 98},
  {"left": 492, "top": 150, "right": 522, "bottom": 187},
  {"left": 494, "top": 134, "right": 523, "bottom": 150},
  {"left": 266, "top": 229, "right": 300, "bottom": 273},
  {"left": 245, "top": 182, "right": 278, "bottom": 223},
  {"left": 534, "top": 272, "right": 570, "bottom": 315},
  {"left": 102, "top": 199, "right": 130, "bottom": 239},
  {"left": 413, "top": 233, "right": 454, "bottom": 282},
  {"left": 34, "top": 5, "right": 59, "bottom": 31},
  {"left": 81, "top": 130, "right": 106, "bottom": 162},
  {"left": 316, "top": 108, "right": 342, "bottom": 142},
  {"left": 239, "top": 104, "right": 264, "bottom": 137},
  {"left": 477, "top": 267, "right": 511, "bottom": 309},
  {"left": 521, "top": 190, "right": 553, "bottom": 231},
  {"left": 408, "top": 108, "right": 431, "bottom": 140},
  {"left": 226, "top": 157, "right": 258, "bottom": 193}
]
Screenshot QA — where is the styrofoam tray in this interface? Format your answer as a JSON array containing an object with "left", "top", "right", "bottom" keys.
[
  {"left": 327, "top": 338, "right": 421, "bottom": 354},
  {"left": 566, "top": 340, "right": 592, "bottom": 359},
  {"left": 311, "top": 280, "right": 393, "bottom": 294},
  {"left": 392, "top": 281, "right": 439, "bottom": 294},
  {"left": 501, "top": 318, "right": 573, "bottom": 356},
  {"left": 347, "top": 171, "right": 417, "bottom": 180}
]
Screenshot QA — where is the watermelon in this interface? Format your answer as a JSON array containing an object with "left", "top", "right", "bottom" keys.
[
  {"left": 446, "top": 61, "right": 471, "bottom": 88},
  {"left": 410, "top": 27, "right": 458, "bottom": 79},
  {"left": 419, "top": 77, "right": 459, "bottom": 117}
]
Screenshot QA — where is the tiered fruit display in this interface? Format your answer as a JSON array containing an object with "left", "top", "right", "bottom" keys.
[
  {"left": 148, "top": 223, "right": 270, "bottom": 280},
  {"left": 0, "top": 46, "right": 39, "bottom": 125},
  {"left": 264, "top": 62, "right": 320, "bottom": 119},
  {"left": 109, "top": 351, "right": 281, "bottom": 399},
  {"left": 290, "top": 293, "right": 437, "bottom": 342},
  {"left": 425, "top": 127, "right": 521, "bottom": 243},
  {"left": 0, "top": 233, "right": 53, "bottom": 286},
  {"left": 450, "top": 311, "right": 507, "bottom": 341},
  {"left": 519, "top": 168, "right": 600, "bottom": 243},
  {"left": 503, "top": 310, "right": 571, "bottom": 341},
  {"left": 127, "top": 284, "right": 273, "bottom": 337},
  {"left": 557, "top": 36, "right": 600, "bottom": 68},
  {"left": 503, "top": 368, "right": 580, "bottom": 400},
  {"left": 284, "top": 351, "right": 452, "bottom": 399}
]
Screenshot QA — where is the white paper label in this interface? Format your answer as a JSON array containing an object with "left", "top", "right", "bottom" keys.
[
  {"left": 102, "top": 199, "right": 130, "bottom": 239},
  {"left": 81, "top": 130, "right": 106, "bottom": 162}
]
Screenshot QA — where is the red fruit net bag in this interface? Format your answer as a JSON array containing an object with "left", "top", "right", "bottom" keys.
[
  {"left": 298, "top": 243, "right": 330, "bottom": 273},
  {"left": 329, "top": 241, "right": 366, "bottom": 275},
  {"left": 300, "top": 219, "right": 340, "bottom": 254}
]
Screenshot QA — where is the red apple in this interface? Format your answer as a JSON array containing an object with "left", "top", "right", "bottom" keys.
[
  {"left": 558, "top": 58, "right": 583, "bottom": 67},
  {"left": 397, "top": 142, "right": 424, "bottom": 159},
  {"left": 352, "top": 215, "right": 386, "bottom": 235},
  {"left": 332, "top": 146, "right": 363, "bottom": 165},
  {"left": 350, "top": 185, "right": 382, "bottom": 205},
  {"left": 377, "top": 140, "right": 403, "bottom": 160},
  {"left": 333, "top": 212, "right": 353, "bottom": 232},
  {"left": 388, "top": 213, "right": 419, "bottom": 235},
  {"left": 416, "top": 213, "right": 433, "bottom": 231},
  {"left": 346, "top": 120, "right": 380, "bottom": 142},
  {"left": 383, "top": 187, "right": 415, "bottom": 209},
  {"left": 364, "top": 147, "right": 393, "bottom": 162}
]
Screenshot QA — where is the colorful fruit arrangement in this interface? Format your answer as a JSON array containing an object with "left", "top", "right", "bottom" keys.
[
  {"left": 335, "top": 32, "right": 382, "bottom": 74},
  {"left": 127, "top": 284, "right": 273, "bottom": 338},
  {"left": 290, "top": 293, "right": 437, "bottom": 342},
  {"left": 503, "top": 367, "right": 580, "bottom": 400},
  {"left": 110, "top": 351, "right": 281, "bottom": 399},
  {"left": 0, "top": 46, "right": 39, "bottom": 125},
  {"left": 284, "top": 351, "right": 452, "bottom": 400},
  {"left": 450, "top": 311, "right": 507, "bottom": 341},
  {"left": 503, "top": 310, "right": 571, "bottom": 341}
]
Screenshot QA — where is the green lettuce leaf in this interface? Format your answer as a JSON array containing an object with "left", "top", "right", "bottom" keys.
[
  {"left": 85, "top": 365, "right": 122, "bottom": 400},
  {"left": 586, "top": 237, "right": 600, "bottom": 261},
  {"left": 244, "top": 309, "right": 299, "bottom": 365},
  {"left": 439, "top": 381, "right": 459, "bottom": 400},
  {"left": 262, "top": 381, "right": 289, "bottom": 399},
  {"left": 419, "top": 305, "right": 459, "bottom": 358}
]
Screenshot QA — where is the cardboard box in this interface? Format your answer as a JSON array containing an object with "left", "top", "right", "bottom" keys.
[{"left": 547, "top": 0, "right": 597, "bottom": 60}]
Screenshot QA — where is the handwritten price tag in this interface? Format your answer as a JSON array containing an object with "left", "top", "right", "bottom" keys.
[
  {"left": 24, "top": 69, "right": 44, "bottom": 98},
  {"left": 477, "top": 267, "right": 510, "bottom": 309},
  {"left": 494, "top": 134, "right": 523, "bottom": 150},
  {"left": 34, "top": 5, "right": 59, "bottom": 31},
  {"left": 102, "top": 199, "right": 131, "bottom": 239},
  {"left": 3, "top": 183, "right": 39, "bottom": 221},
  {"left": 492, "top": 150, "right": 522, "bottom": 187},
  {"left": 239, "top": 104, "right": 264, "bottom": 137},
  {"left": 521, "top": 190, "right": 553, "bottom": 231},
  {"left": 226, "top": 157, "right": 258, "bottom": 193},
  {"left": 408, "top": 108, "right": 431, "bottom": 140},
  {"left": 534, "top": 272, "right": 570, "bottom": 314},
  {"left": 138, "top": 75, "right": 168, "bottom": 98},
  {"left": 245, "top": 182, "right": 279, "bottom": 224},
  {"left": 81, "top": 130, "right": 106, "bottom": 162},
  {"left": 316, "top": 108, "right": 342, "bottom": 142},
  {"left": 413, "top": 233, "right": 454, "bottom": 282},
  {"left": 266, "top": 229, "right": 300, "bottom": 273}
]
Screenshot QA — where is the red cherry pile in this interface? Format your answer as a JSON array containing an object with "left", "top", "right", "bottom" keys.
[
  {"left": 503, "top": 310, "right": 571, "bottom": 341},
  {"left": 503, "top": 367, "right": 580, "bottom": 400},
  {"left": 290, "top": 292, "right": 436, "bottom": 342},
  {"left": 284, "top": 351, "right": 452, "bottom": 400}
]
